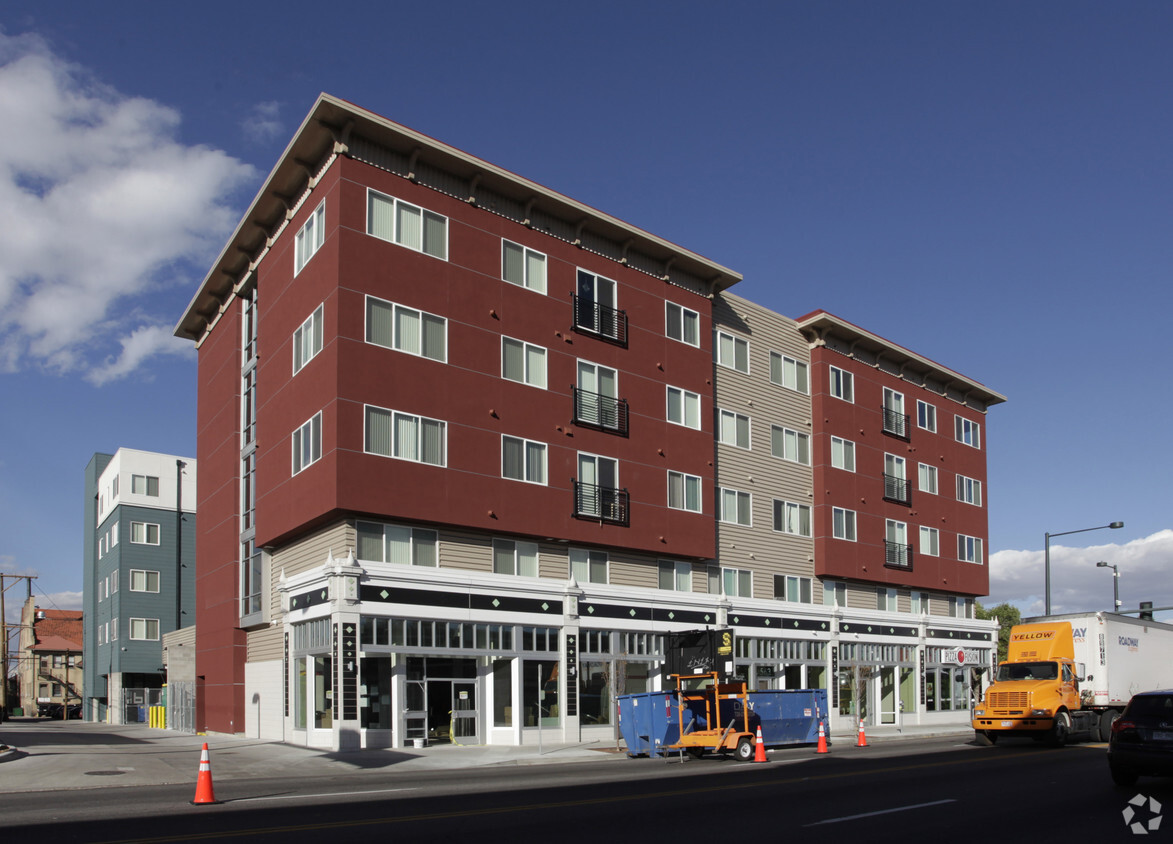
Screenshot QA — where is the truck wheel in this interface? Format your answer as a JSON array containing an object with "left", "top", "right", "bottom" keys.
[
  {"left": 1049, "top": 710, "right": 1071, "bottom": 747},
  {"left": 688, "top": 747, "right": 705, "bottom": 760},
  {"left": 1089, "top": 718, "right": 1103, "bottom": 743},
  {"left": 975, "top": 730, "right": 998, "bottom": 746},
  {"left": 1100, "top": 709, "right": 1120, "bottom": 740},
  {"left": 735, "top": 736, "right": 755, "bottom": 762}
]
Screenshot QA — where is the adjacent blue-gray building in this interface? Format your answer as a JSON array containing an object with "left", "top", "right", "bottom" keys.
[{"left": 83, "top": 449, "right": 196, "bottom": 723}]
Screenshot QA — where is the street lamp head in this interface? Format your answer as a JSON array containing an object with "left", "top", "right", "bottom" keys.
[
  {"left": 1109, "top": 521, "right": 1124, "bottom": 529},
  {"left": 1096, "top": 561, "right": 1109, "bottom": 568}
]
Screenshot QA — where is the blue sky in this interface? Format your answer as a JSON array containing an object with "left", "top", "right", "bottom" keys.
[{"left": 2, "top": 1, "right": 1170, "bottom": 622}]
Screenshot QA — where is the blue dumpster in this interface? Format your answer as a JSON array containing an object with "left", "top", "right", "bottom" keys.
[
  {"left": 617, "top": 692, "right": 679, "bottom": 757},
  {"left": 748, "top": 689, "right": 828, "bottom": 745}
]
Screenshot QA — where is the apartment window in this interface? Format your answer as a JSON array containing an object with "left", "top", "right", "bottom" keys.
[
  {"left": 294, "top": 201, "right": 325, "bottom": 274},
  {"left": 884, "top": 453, "right": 909, "bottom": 503},
  {"left": 667, "top": 471, "right": 702, "bottom": 513},
  {"left": 570, "top": 549, "right": 608, "bottom": 584},
  {"left": 493, "top": 539, "right": 538, "bottom": 578},
  {"left": 955, "top": 416, "right": 981, "bottom": 449},
  {"left": 715, "top": 331, "right": 749, "bottom": 373},
  {"left": 130, "top": 522, "right": 160, "bottom": 545},
  {"left": 882, "top": 388, "right": 908, "bottom": 438},
  {"left": 367, "top": 189, "right": 447, "bottom": 259},
  {"left": 110, "top": 618, "right": 117, "bottom": 641},
  {"left": 575, "top": 454, "right": 626, "bottom": 524},
  {"left": 886, "top": 520, "right": 911, "bottom": 569},
  {"left": 831, "top": 437, "right": 856, "bottom": 472},
  {"left": 292, "top": 412, "right": 322, "bottom": 475},
  {"left": 502, "top": 436, "right": 547, "bottom": 484},
  {"left": 110, "top": 570, "right": 118, "bottom": 592},
  {"left": 920, "top": 526, "right": 940, "bottom": 557},
  {"left": 129, "top": 618, "right": 160, "bottom": 641},
  {"left": 110, "top": 522, "right": 118, "bottom": 547},
  {"left": 832, "top": 507, "right": 856, "bottom": 541},
  {"left": 919, "top": 463, "right": 938, "bottom": 494},
  {"left": 502, "top": 240, "right": 546, "bottom": 293},
  {"left": 877, "top": 588, "right": 898, "bottom": 612},
  {"left": 130, "top": 570, "right": 160, "bottom": 593},
  {"left": 771, "top": 426, "right": 810, "bottom": 465},
  {"left": 774, "top": 575, "right": 813, "bottom": 604},
  {"left": 293, "top": 303, "right": 324, "bottom": 374},
  {"left": 666, "top": 386, "right": 701, "bottom": 429},
  {"left": 722, "top": 567, "right": 753, "bottom": 598},
  {"left": 773, "top": 500, "right": 812, "bottom": 537},
  {"left": 502, "top": 337, "right": 547, "bottom": 388},
  {"left": 769, "top": 352, "right": 808, "bottom": 393},
  {"left": 917, "top": 400, "right": 937, "bottom": 432},
  {"left": 829, "top": 366, "right": 854, "bottom": 402},
  {"left": 356, "top": 522, "right": 438, "bottom": 567},
  {"left": 574, "top": 270, "right": 624, "bottom": 343},
  {"left": 718, "top": 410, "right": 751, "bottom": 449},
  {"left": 956, "top": 474, "right": 983, "bottom": 506},
  {"left": 366, "top": 297, "right": 447, "bottom": 362},
  {"left": 659, "top": 560, "right": 692, "bottom": 592},
  {"left": 823, "top": 580, "right": 847, "bottom": 607},
  {"left": 576, "top": 361, "right": 626, "bottom": 433},
  {"left": 112, "top": 475, "right": 119, "bottom": 498},
  {"left": 131, "top": 474, "right": 159, "bottom": 496},
  {"left": 958, "top": 534, "right": 984, "bottom": 564},
  {"left": 719, "top": 488, "right": 752, "bottom": 526},
  {"left": 911, "top": 591, "right": 927, "bottom": 614},
  {"left": 665, "top": 302, "right": 700, "bottom": 346},
  {"left": 365, "top": 407, "right": 446, "bottom": 466}
]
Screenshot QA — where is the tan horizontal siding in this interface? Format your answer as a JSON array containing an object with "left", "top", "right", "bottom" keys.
[{"left": 248, "top": 626, "right": 284, "bottom": 663}]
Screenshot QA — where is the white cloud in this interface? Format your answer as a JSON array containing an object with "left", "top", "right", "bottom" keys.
[
  {"left": 0, "top": 30, "right": 256, "bottom": 380},
  {"left": 988, "top": 530, "right": 1173, "bottom": 620},
  {"left": 242, "top": 100, "right": 283, "bottom": 145}
]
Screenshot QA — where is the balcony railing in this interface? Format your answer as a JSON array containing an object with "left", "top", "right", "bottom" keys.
[
  {"left": 883, "top": 473, "right": 911, "bottom": 505},
  {"left": 882, "top": 407, "right": 910, "bottom": 439},
  {"left": 572, "top": 295, "right": 628, "bottom": 347},
  {"left": 573, "top": 480, "right": 630, "bottom": 526},
  {"left": 885, "top": 540, "right": 914, "bottom": 570},
  {"left": 572, "top": 387, "right": 629, "bottom": 436}
]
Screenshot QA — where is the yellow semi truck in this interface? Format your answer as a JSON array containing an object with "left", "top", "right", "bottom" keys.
[{"left": 973, "top": 612, "right": 1173, "bottom": 746}]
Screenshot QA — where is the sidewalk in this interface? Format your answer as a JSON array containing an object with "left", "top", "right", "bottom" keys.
[{"left": 0, "top": 717, "right": 972, "bottom": 794}]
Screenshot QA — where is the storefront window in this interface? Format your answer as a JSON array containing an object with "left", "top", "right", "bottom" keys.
[
  {"left": 621, "top": 661, "right": 651, "bottom": 695},
  {"left": 493, "top": 659, "right": 513, "bottom": 727},
  {"left": 294, "top": 658, "right": 307, "bottom": 730},
  {"left": 360, "top": 658, "right": 391, "bottom": 730},
  {"left": 314, "top": 655, "right": 333, "bottom": 728},
  {"left": 580, "top": 661, "right": 611, "bottom": 725},
  {"left": 523, "top": 660, "right": 559, "bottom": 727}
]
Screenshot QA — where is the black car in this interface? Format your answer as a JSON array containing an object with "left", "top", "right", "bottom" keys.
[{"left": 1108, "top": 689, "right": 1173, "bottom": 786}]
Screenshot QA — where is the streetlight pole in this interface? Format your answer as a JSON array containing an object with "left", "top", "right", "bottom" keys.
[
  {"left": 1044, "top": 521, "right": 1123, "bottom": 615},
  {"left": 1096, "top": 561, "right": 1121, "bottom": 612}
]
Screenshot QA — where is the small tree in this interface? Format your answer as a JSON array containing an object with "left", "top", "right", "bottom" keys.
[{"left": 976, "top": 601, "right": 1021, "bottom": 664}]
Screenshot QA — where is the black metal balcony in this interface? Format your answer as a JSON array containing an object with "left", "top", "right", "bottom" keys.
[
  {"left": 882, "top": 407, "right": 910, "bottom": 439},
  {"left": 572, "top": 294, "right": 628, "bottom": 347},
  {"left": 572, "top": 387, "right": 629, "bottom": 436},
  {"left": 885, "top": 540, "right": 914, "bottom": 570},
  {"left": 573, "top": 480, "right": 630, "bottom": 526},
  {"left": 883, "top": 473, "right": 911, "bottom": 505}
]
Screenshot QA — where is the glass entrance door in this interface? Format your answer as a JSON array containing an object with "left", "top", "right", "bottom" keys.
[{"left": 452, "top": 681, "right": 478, "bottom": 744}]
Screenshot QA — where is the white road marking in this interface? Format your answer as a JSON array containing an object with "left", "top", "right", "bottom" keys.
[
  {"left": 236, "top": 787, "right": 419, "bottom": 802},
  {"left": 804, "top": 798, "right": 957, "bottom": 826}
]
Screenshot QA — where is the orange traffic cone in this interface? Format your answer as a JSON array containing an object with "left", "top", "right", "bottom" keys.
[
  {"left": 191, "top": 742, "right": 221, "bottom": 805},
  {"left": 754, "top": 724, "right": 767, "bottom": 762},
  {"left": 815, "top": 719, "right": 829, "bottom": 754},
  {"left": 855, "top": 720, "right": 868, "bottom": 747}
]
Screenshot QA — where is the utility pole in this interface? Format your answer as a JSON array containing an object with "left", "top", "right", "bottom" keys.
[{"left": 0, "top": 574, "right": 36, "bottom": 722}]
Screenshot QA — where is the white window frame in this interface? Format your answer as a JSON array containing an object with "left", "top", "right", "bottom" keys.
[
  {"left": 666, "top": 386, "right": 701, "bottom": 430},
  {"left": 917, "top": 400, "right": 937, "bottom": 432},
  {"left": 665, "top": 301, "right": 700, "bottom": 347},
  {"left": 130, "top": 522, "right": 160, "bottom": 545},
  {"left": 823, "top": 580, "right": 847, "bottom": 607},
  {"left": 365, "top": 296, "right": 448, "bottom": 363},
  {"left": 129, "top": 618, "right": 160, "bottom": 641},
  {"left": 502, "top": 435, "right": 547, "bottom": 485},
  {"left": 777, "top": 575, "right": 813, "bottom": 604},
  {"left": 501, "top": 337, "right": 547, "bottom": 388},
  {"left": 658, "top": 560, "right": 692, "bottom": 592},
  {"left": 722, "top": 567, "right": 753, "bottom": 598},
  {"left": 667, "top": 470, "right": 702, "bottom": 513},
  {"left": 832, "top": 507, "right": 857, "bottom": 541},
  {"left": 131, "top": 474, "right": 159, "bottom": 496},
  {"left": 293, "top": 303, "right": 324, "bottom": 375},
  {"left": 493, "top": 539, "right": 539, "bottom": 578},
  {"left": 773, "top": 499, "right": 812, "bottom": 537},
  {"left": 718, "top": 409, "right": 751, "bottom": 449},
  {"left": 569, "top": 548, "right": 608, "bottom": 584},
  {"left": 719, "top": 488, "right": 752, "bottom": 526},
  {"left": 129, "top": 569, "right": 160, "bottom": 593},
  {"left": 294, "top": 201, "right": 325, "bottom": 275},
  {"left": 920, "top": 526, "right": 940, "bottom": 557},
  {"left": 366, "top": 188, "right": 448, "bottom": 260},
  {"left": 502, "top": 239, "right": 546, "bottom": 293},
  {"left": 715, "top": 331, "right": 749, "bottom": 373},
  {"left": 364, "top": 406, "right": 447, "bottom": 467},
  {"left": 829, "top": 366, "right": 854, "bottom": 403},
  {"left": 831, "top": 436, "right": 856, "bottom": 472},
  {"left": 771, "top": 425, "right": 810, "bottom": 465},
  {"left": 356, "top": 522, "right": 438, "bottom": 567},
  {"left": 292, "top": 411, "right": 323, "bottom": 475},
  {"left": 958, "top": 534, "right": 984, "bottom": 564},
  {"left": 878, "top": 588, "right": 898, "bottom": 612},
  {"left": 918, "top": 462, "right": 938, "bottom": 494},
  {"left": 769, "top": 352, "right": 809, "bottom": 394},
  {"left": 956, "top": 474, "right": 983, "bottom": 506},
  {"left": 955, "top": 415, "right": 981, "bottom": 449}
]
